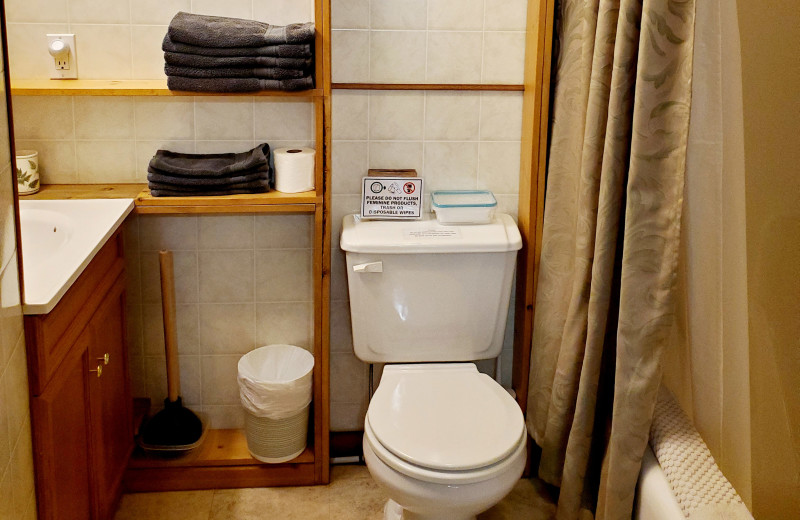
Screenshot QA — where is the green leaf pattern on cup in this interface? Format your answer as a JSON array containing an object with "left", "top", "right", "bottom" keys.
[{"left": 17, "top": 157, "right": 40, "bottom": 193}]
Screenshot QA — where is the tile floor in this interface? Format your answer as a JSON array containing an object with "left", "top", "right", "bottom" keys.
[{"left": 114, "top": 464, "right": 558, "bottom": 520}]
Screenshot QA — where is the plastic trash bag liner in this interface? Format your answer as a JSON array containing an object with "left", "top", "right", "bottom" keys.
[{"left": 238, "top": 344, "right": 314, "bottom": 419}]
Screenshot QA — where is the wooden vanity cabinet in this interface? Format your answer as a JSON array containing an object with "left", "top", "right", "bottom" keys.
[{"left": 25, "top": 230, "right": 134, "bottom": 520}]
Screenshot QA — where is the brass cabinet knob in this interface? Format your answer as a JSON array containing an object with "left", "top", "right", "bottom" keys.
[
  {"left": 97, "top": 353, "right": 110, "bottom": 365},
  {"left": 89, "top": 365, "right": 103, "bottom": 378}
]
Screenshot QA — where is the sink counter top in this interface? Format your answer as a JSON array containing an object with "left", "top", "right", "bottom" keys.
[{"left": 19, "top": 198, "right": 134, "bottom": 314}]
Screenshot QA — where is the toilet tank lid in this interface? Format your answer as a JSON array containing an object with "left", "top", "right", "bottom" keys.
[{"left": 340, "top": 213, "right": 522, "bottom": 254}]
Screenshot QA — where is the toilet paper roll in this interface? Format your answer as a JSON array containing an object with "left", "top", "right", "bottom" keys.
[{"left": 274, "top": 147, "right": 315, "bottom": 193}]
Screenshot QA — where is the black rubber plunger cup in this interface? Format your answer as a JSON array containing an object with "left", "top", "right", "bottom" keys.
[{"left": 140, "top": 250, "right": 203, "bottom": 449}]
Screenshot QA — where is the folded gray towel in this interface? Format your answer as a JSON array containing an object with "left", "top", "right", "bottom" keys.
[
  {"left": 167, "top": 75, "right": 314, "bottom": 92},
  {"left": 164, "top": 51, "right": 312, "bottom": 70},
  {"left": 150, "top": 186, "right": 269, "bottom": 197},
  {"left": 147, "top": 169, "right": 268, "bottom": 187},
  {"left": 148, "top": 144, "right": 270, "bottom": 177},
  {"left": 162, "top": 34, "right": 312, "bottom": 58},
  {"left": 168, "top": 12, "right": 315, "bottom": 47},
  {"left": 164, "top": 64, "right": 306, "bottom": 80},
  {"left": 148, "top": 178, "right": 270, "bottom": 193}
]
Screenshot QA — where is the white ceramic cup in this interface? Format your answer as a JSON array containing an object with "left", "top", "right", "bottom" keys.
[{"left": 16, "top": 149, "right": 40, "bottom": 195}]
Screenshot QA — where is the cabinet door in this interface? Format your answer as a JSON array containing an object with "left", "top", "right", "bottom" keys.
[
  {"left": 88, "top": 274, "right": 133, "bottom": 520},
  {"left": 30, "top": 337, "right": 92, "bottom": 520}
]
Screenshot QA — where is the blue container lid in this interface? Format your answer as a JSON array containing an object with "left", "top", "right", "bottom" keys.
[{"left": 431, "top": 190, "right": 497, "bottom": 208}]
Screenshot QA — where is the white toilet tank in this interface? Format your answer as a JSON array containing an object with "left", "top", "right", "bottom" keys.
[{"left": 340, "top": 214, "right": 522, "bottom": 363}]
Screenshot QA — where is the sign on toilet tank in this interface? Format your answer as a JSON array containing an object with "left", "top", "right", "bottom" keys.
[{"left": 361, "top": 177, "right": 423, "bottom": 219}]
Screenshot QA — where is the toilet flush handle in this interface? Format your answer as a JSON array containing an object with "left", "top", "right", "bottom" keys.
[{"left": 353, "top": 261, "right": 383, "bottom": 273}]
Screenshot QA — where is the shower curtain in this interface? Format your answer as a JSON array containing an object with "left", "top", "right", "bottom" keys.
[{"left": 525, "top": 0, "right": 696, "bottom": 518}]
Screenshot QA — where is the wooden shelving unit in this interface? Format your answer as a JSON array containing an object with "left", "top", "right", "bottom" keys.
[
  {"left": 17, "top": 0, "right": 332, "bottom": 492},
  {"left": 10, "top": 79, "right": 323, "bottom": 97}
]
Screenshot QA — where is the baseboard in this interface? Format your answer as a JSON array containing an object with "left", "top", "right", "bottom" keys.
[{"left": 330, "top": 431, "right": 363, "bottom": 460}]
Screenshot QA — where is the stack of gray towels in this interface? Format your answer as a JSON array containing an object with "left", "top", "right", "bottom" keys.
[
  {"left": 163, "top": 12, "right": 315, "bottom": 92},
  {"left": 147, "top": 143, "right": 272, "bottom": 197}
]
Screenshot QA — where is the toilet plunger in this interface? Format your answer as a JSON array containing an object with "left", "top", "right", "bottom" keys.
[{"left": 139, "top": 250, "right": 203, "bottom": 449}]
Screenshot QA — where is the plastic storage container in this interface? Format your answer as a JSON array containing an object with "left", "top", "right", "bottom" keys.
[
  {"left": 238, "top": 344, "right": 314, "bottom": 463},
  {"left": 431, "top": 190, "right": 497, "bottom": 224}
]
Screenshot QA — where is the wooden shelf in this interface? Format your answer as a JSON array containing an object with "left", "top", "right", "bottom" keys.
[
  {"left": 10, "top": 79, "right": 323, "bottom": 98},
  {"left": 124, "top": 428, "right": 317, "bottom": 491},
  {"left": 24, "top": 184, "right": 320, "bottom": 214},
  {"left": 128, "top": 429, "right": 314, "bottom": 469}
]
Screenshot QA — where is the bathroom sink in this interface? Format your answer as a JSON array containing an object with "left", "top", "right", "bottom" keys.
[{"left": 19, "top": 199, "right": 134, "bottom": 314}]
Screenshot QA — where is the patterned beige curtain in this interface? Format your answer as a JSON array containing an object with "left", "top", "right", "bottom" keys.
[{"left": 526, "top": 0, "right": 696, "bottom": 518}]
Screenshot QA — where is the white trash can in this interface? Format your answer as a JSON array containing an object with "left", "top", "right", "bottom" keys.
[{"left": 238, "top": 344, "right": 314, "bottom": 463}]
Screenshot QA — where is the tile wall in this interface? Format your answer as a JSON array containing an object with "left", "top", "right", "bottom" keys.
[
  {"left": 331, "top": 0, "right": 527, "bottom": 84},
  {"left": 0, "top": 37, "right": 37, "bottom": 518}
]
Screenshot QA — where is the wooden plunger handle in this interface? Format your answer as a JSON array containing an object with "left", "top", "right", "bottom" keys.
[{"left": 159, "top": 250, "right": 180, "bottom": 402}]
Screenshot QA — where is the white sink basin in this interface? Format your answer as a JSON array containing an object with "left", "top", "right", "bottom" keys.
[{"left": 19, "top": 199, "right": 134, "bottom": 314}]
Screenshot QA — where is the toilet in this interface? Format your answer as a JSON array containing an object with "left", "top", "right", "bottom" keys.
[{"left": 341, "top": 213, "right": 525, "bottom": 520}]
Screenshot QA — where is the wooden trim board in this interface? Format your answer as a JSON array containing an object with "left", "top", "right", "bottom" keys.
[
  {"left": 332, "top": 83, "right": 524, "bottom": 91},
  {"left": 513, "top": 0, "right": 556, "bottom": 415}
]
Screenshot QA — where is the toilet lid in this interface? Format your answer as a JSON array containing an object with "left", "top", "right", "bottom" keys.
[{"left": 367, "top": 364, "right": 525, "bottom": 471}]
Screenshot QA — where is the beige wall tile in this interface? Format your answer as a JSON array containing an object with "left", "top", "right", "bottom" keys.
[
  {"left": 368, "top": 91, "right": 424, "bottom": 140},
  {"left": 367, "top": 141, "right": 423, "bottom": 171},
  {"left": 134, "top": 97, "right": 195, "bottom": 140},
  {"left": 191, "top": 0, "right": 252, "bottom": 19},
  {"left": 202, "top": 405, "right": 245, "bottom": 430},
  {"left": 255, "top": 249, "right": 312, "bottom": 302},
  {"left": 69, "top": 0, "right": 130, "bottom": 24},
  {"left": 255, "top": 302, "right": 313, "bottom": 350},
  {"left": 370, "top": 0, "right": 427, "bottom": 29},
  {"left": 76, "top": 139, "right": 137, "bottom": 183},
  {"left": 199, "top": 303, "right": 256, "bottom": 354},
  {"left": 13, "top": 140, "right": 77, "bottom": 184},
  {"left": 331, "top": 352, "right": 368, "bottom": 404},
  {"left": 253, "top": 0, "right": 315, "bottom": 25},
  {"left": 332, "top": 91, "right": 369, "bottom": 140},
  {"left": 423, "top": 141, "right": 479, "bottom": 191},
  {"left": 369, "top": 31, "right": 426, "bottom": 83},
  {"left": 428, "top": 0, "right": 484, "bottom": 30},
  {"left": 75, "top": 97, "right": 135, "bottom": 139},
  {"left": 331, "top": 30, "right": 369, "bottom": 83},
  {"left": 332, "top": 140, "right": 368, "bottom": 195},
  {"left": 477, "top": 140, "right": 521, "bottom": 194},
  {"left": 0, "top": 371, "right": 10, "bottom": 475},
  {"left": 139, "top": 250, "right": 198, "bottom": 303},
  {"left": 426, "top": 31, "right": 482, "bottom": 83},
  {"left": 139, "top": 215, "right": 198, "bottom": 251},
  {"left": 201, "top": 355, "right": 241, "bottom": 405},
  {"left": 4, "top": 336, "right": 29, "bottom": 446},
  {"left": 5, "top": 0, "right": 68, "bottom": 23},
  {"left": 5, "top": 23, "right": 70, "bottom": 78},
  {"left": 194, "top": 140, "right": 257, "bottom": 154},
  {"left": 484, "top": 0, "right": 528, "bottom": 31},
  {"left": 479, "top": 91, "right": 523, "bottom": 140},
  {"left": 254, "top": 100, "right": 314, "bottom": 141},
  {"left": 132, "top": 25, "right": 169, "bottom": 80},
  {"left": 72, "top": 25, "right": 133, "bottom": 79},
  {"left": 330, "top": 401, "right": 366, "bottom": 431},
  {"left": 424, "top": 91, "right": 481, "bottom": 141},
  {"left": 130, "top": 0, "right": 190, "bottom": 25},
  {"left": 12, "top": 96, "right": 73, "bottom": 140},
  {"left": 195, "top": 97, "right": 254, "bottom": 141},
  {"left": 330, "top": 247, "right": 350, "bottom": 303},
  {"left": 8, "top": 417, "right": 35, "bottom": 519},
  {"left": 330, "top": 301, "right": 353, "bottom": 353},
  {"left": 198, "top": 215, "right": 255, "bottom": 250},
  {"left": 481, "top": 31, "right": 525, "bottom": 84},
  {"left": 254, "top": 214, "right": 313, "bottom": 249},
  {"left": 199, "top": 250, "right": 255, "bottom": 303},
  {"left": 332, "top": 0, "right": 370, "bottom": 29}
]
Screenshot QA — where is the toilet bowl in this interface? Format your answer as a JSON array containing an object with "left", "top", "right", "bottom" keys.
[{"left": 362, "top": 364, "right": 527, "bottom": 520}]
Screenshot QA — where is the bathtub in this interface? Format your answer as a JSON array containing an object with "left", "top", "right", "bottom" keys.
[{"left": 635, "top": 446, "right": 685, "bottom": 520}]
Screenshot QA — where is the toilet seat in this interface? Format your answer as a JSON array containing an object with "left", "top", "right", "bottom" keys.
[{"left": 366, "top": 363, "right": 526, "bottom": 484}]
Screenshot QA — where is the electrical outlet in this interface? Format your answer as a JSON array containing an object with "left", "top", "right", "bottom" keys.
[{"left": 46, "top": 34, "right": 77, "bottom": 79}]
